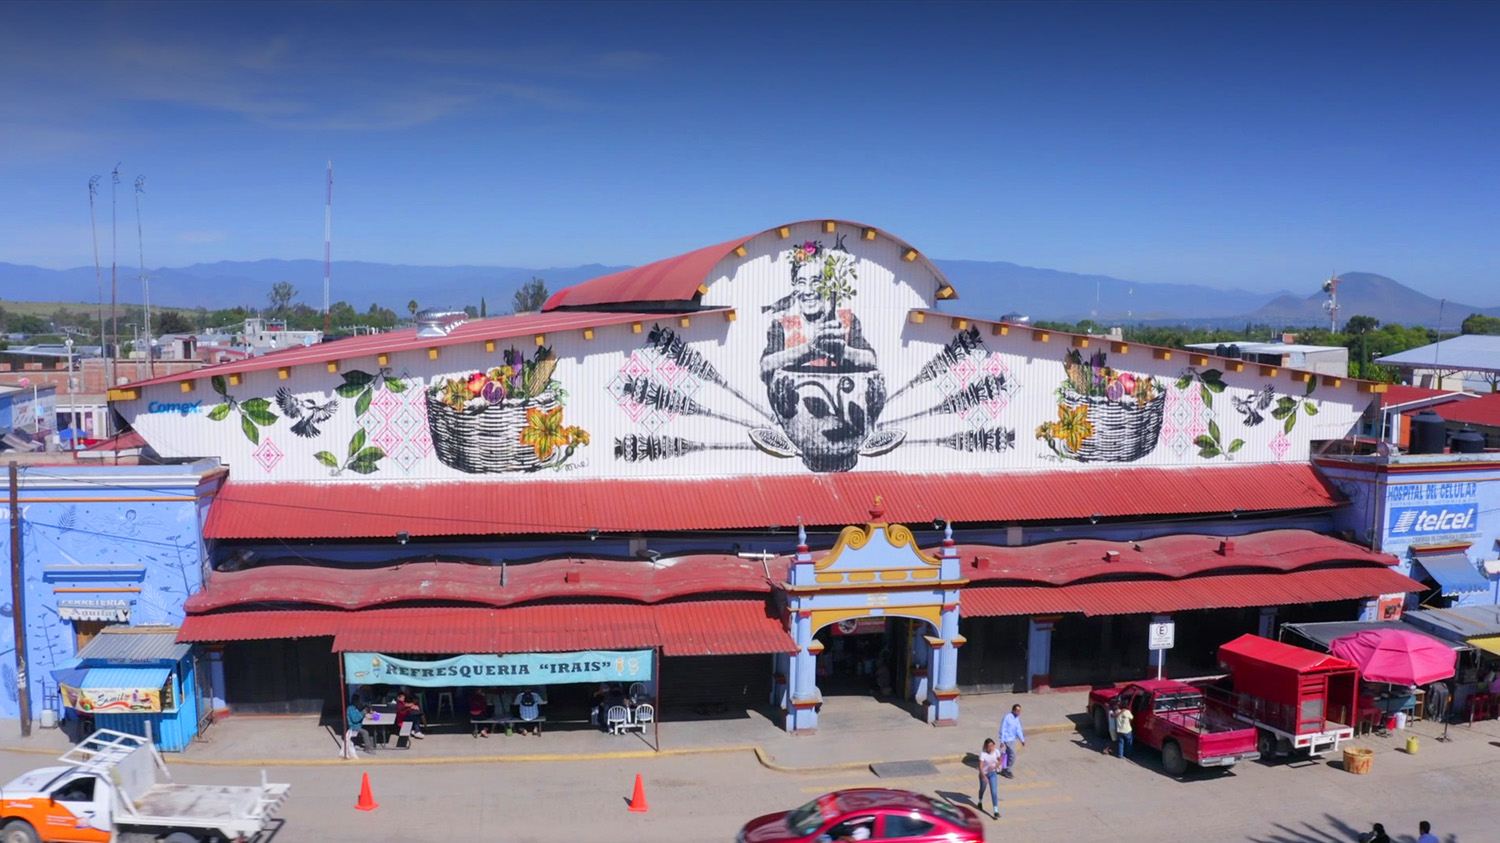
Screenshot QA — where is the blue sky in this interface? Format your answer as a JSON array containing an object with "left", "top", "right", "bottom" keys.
[{"left": 3, "top": 1, "right": 1499, "bottom": 301}]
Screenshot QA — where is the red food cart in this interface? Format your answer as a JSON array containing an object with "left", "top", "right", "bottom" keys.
[{"left": 1213, "top": 633, "right": 1359, "bottom": 758}]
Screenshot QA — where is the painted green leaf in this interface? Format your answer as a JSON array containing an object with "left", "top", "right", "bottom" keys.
[
  {"left": 1200, "top": 384, "right": 1214, "bottom": 408},
  {"left": 384, "top": 377, "right": 407, "bottom": 393},
  {"left": 346, "top": 447, "right": 385, "bottom": 474},
  {"left": 1305, "top": 377, "right": 1317, "bottom": 396},
  {"left": 1208, "top": 419, "right": 1221, "bottom": 443},
  {"left": 1200, "top": 369, "right": 1224, "bottom": 383},
  {"left": 1283, "top": 413, "right": 1297, "bottom": 435},
  {"left": 1271, "top": 405, "right": 1293, "bottom": 420},
  {"left": 1276, "top": 396, "right": 1297, "bottom": 410},
  {"left": 335, "top": 382, "right": 367, "bottom": 398},
  {"left": 1303, "top": 402, "right": 1319, "bottom": 416},
  {"left": 1198, "top": 446, "right": 1221, "bottom": 459},
  {"left": 348, "top": 428, "right": 366, "bottom": 459},
  {"left": 355, "top": 389, "right": 373, "bottom": 417},
  {"left": 241, "top": 413, "right": 261, "bottom": 444},
  {"left": 1228, "top": 439, "right": 1245, "bottom": 453},
  {"left": 314, "top": 451, "right": 339, "bottom": 468},
  {"left": 1176, "top": 375, "right": 1193, "bottom": 390},
  {"left": 211, "top": 375, "right": 227, "bottom": 395},
  {"left": 240, "top": 398, "right": 277, "bottom": 425},
  {"left": 207, "top": 402, "right": 232, "bottom": 421},
  {"left": 342, "top": 370, "right": 375, "bottom": 388},
  {"left": 1193, "top": 434, "right": 1216, "bottom": 450}
]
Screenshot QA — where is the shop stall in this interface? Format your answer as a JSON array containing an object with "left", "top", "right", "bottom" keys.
[
  {"left": 50, "top": 624, "right": 203, "bottom": 752},
  {"left": 1401, "top": 606, "right": 1500, "bottom": 721}
]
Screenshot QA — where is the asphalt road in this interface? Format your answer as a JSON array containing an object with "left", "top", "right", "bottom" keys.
[{"left": 0, "top": 718, "right": 1492, "bottom": 842}]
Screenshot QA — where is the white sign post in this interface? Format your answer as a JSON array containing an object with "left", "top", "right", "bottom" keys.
[{"left": 1149, "top": 620, "right": 1176, "bottom": 680}]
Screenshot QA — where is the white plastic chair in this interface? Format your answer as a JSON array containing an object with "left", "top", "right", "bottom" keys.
[
  {"left": 631, "top": 703, "right": 654, "bottom": 733},
  {"left": 628, "top": 682, "right": 647, "bottom": 701},
  {"left": 606, "top": 705, "right": 629, "bottom": 735}
]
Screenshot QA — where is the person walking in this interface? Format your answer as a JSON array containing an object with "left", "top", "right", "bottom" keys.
[
  {"left": 998, "top": 704, "right": 1026, "bottom": 778},
  {"left": 977, "top": 738, "right": 1002, "bottom": 819},
  {"left": 1115, "top": 701, "right": 1135, "bottom": 760},
  {"left": 1359, "top": 823, "right": 1390, "bottom": 843},
  {"left": 1416, "top": 820, "right": 1438, "bottom": 843}
]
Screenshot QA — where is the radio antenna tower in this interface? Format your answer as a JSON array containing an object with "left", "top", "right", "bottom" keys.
[
  {"left": 88, "top": 176, "right": 113, "bottom": 391},
  {"left": 1321, "top": 273, "right": 1340, "bottom": 332},
  {"left": 134, "top": 175, "right": 153, "bottom": 377},
  {"left": 324, "top": 160, "right": 332, "bottom": 335}
]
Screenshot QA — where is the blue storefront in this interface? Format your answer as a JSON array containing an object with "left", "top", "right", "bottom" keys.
[{"left": 52, "top": 625, "right": 203, "bottom": 751}]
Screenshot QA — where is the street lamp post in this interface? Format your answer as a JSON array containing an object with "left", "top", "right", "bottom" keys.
[{"left": 64, "top": 338, "right": 79, "bottom": 450}]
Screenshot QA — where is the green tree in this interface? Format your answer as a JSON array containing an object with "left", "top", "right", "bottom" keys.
[
  {"left": 155, "top": 310, "right": 194, "bottom": 334},
  {"left": 268, "top": 281, "right": 298, "bottom": 314},
  {"left": 480, "top": 297, "right": 487, "bottom": 318},
  {"left": 1460, "top": 313, "right": 1500, "bottom": 335},
  {"left": 1344, "top": 315, "right": 1380, "bottom": 336},
  {"left": 407, "top": 299, "right": 420, "bottom": 319},
  {"left": 512, "top": 277, "right": 549, "bottom": 314}
]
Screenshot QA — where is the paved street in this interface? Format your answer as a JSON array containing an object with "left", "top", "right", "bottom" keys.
[{"left": 1, "top": 704, "right": 1492, "bottom": 841}]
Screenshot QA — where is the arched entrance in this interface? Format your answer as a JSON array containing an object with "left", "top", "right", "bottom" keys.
[{"left": 777, "top": 500, "right": 965, "bottom": 734}]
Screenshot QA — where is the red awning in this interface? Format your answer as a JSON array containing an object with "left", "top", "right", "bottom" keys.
[
  {"left": 654, "top": 601, "right": 794, "bottom": 656},
  {"left": 177, "top": 610, "right": 348, "bottom": 642},
  {"left": 961, "top": 567, "right": 1425, "bottom": 618},
  {"left": 204, "top": 463, "right": 1340, "bottom": 539}
]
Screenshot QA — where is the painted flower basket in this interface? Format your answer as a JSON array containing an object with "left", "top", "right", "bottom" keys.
[
  {"left": 1055, "top": 383, "right": 1166, "bottom": 462},
  {"left": 426, "top": 390, "right": 562, "bottom": 473}
]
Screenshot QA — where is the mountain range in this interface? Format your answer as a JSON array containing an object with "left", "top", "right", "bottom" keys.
[{"left": 3, "top": 258, "right": 1495, "bottom": 329}]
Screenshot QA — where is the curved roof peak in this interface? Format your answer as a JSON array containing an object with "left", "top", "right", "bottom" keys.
[{"left": 542, "top": 219, "right": 950, "bottom": 311}]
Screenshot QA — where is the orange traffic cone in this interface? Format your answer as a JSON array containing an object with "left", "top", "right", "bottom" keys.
[
  {"left": 355, "top": 772, "right": 379, "bottom": 811},
  {"left": 627, "top": 773, "right": 648, "bottom": 813}
]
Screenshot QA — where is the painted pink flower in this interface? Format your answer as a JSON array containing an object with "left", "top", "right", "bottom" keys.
[{"left": 802, "top": 241, "right": 818, "bottom": 256}]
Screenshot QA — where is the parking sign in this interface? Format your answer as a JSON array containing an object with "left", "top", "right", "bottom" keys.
[{"left": 1149, "top": 621, "right": 1176, "bottom": 651}]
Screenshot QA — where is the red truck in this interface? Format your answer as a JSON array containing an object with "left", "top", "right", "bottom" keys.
[
  {"left": 1210, "top": 633, "right": 1358, "bottom": 759},
  {"left": 1088, "top": 679, "right": 1260, "bottom": 776}
]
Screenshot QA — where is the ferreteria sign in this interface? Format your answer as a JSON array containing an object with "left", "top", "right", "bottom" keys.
[{"left": 342, "top": 650, "right": 653, "bottom": 687}]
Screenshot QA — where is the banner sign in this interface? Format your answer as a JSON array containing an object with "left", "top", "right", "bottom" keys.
[
  {"left": 1385, "top": 482, "right": 1480, "bottom": 544},
  {"left": 342, "top": 650, "right": 654, "bottom": 688},
  {"left": 60, "top": 685, "right": 163, "bottom": 714},
  {"left": 832, "top": 618, "right": 887, "bottom": 636},
  {"left": 57, "top": 600, "right": 132, "bottom": 623}
]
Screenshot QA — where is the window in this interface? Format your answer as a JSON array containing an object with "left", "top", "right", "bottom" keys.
[
  {"left": 52, "top": 776, "right": 95, "bottom": 803},
  {"left": 823, "top": 815, "right": 876, "bottom": 841},
  {"left": 881, "top": 813, "right": 936, "bottom": 838}
]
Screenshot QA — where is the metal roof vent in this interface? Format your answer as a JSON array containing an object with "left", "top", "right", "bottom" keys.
[{"left": 415, "top": 309, "right": 467, "bottom": 338}]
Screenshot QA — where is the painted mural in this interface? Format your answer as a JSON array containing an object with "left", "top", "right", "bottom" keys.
[{"left": 115, "top": 221, "right": 1374, "bottom": 481}]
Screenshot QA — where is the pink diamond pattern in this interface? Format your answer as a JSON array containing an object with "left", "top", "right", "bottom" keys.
[
  {"left": 370, "top": 387, "right": 401, "bottom": 419},
  {"left": 371, "top": 427, "right": 403, "bottom": 455},
  {"left": 1269, "top": 430, "right": 1292, "bottom": 461},
  {"left": 391, "top": 442, "right": 423, "bottom": 472},
  {"left": 251, "top": 438, "right": 284, "bottom": 472}
]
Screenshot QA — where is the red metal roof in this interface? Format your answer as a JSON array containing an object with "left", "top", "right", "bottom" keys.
[
  {"left": 540, "top": 220, "right": 941, "bottom": 312},
  {"left": 654, "top": 600, "right": 794, "bottom": 656},
  {"left": 1217, "top": 632, "right": 1358, "bottom": 674},
  {"left": 177, "top": 610, "right": 348, "bottom": 642},
  {"left": 956, "top": 530, "right": 1396, "bottom": 586},
  {"left": 204, "top": 463, "right": 1341, "bottom": 540},
  {"left": 182, "top": 557, "right": 778, "bottom": 613},
  {"left": 115, "top": 310, "right": 727, "bottom": 389},
  {"left": 178, "top": 599, "right": 794, "bottom": 655},
  {"left": 961, "top": 567, "right": 1424, "bottom": 618},
  {"left": 1430, "top": 392, "right": 1500, "bottom": 428},
  {"left": 1381, "top": 385, "right": 1464, "bottom": 408}
]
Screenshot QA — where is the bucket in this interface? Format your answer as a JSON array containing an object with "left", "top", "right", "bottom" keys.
[
  {"left": 1395, "top": 711, "right": 1408, "bottom": 730},
  {"left": 1343, "top": 746, "right": 1374, "bottom": 775},
  {"left": 1405, "top": 735, "right": 1419, "bottom": 755},
  {"left": 39, "top": 709, "right": 58, "bottom": 729}
]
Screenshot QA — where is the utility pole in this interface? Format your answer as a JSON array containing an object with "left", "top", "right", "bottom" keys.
[
  {"left": 324, "top": 160, "right": 333, "bottom": 336},
  {"left": 9, "top": 463, "right": 31, "bottom": 737}
]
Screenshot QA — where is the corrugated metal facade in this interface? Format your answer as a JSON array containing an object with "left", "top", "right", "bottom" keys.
[
  {"left": 117, "top": 220, "right": 1375, "bottom": 486},
  {"left": 203, "top": 463, "right": 1340, "bottom": 539},
  {"left": 962, "top": 567, "right": 1424, "bottom": 618},
  {"left": 654, "top": 601, "right": 795, "bottom": 656},
  {"left": 177, "top": 610, "right": 347, "bottom": 642},
  {"left": 76, "top": 628, "right": 193, "bottom": 663}
]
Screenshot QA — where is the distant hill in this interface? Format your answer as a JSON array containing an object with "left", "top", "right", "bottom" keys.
[
  {"left": 3, "top": 259, "right": 1495, "bottom": 328},
  {"left": 1240, "top": 271, "right": 1500, "bottom": 329}
]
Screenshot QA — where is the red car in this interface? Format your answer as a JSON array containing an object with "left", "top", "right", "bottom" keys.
[{"left": 737, "top": 788, "right": 984, "bottom": 842}]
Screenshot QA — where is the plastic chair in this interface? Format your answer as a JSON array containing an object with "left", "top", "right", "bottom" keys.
[
  {"left": 632, "top": 703, "right": 654, "bottom": 733},
  {"left": 435, "top": 692, "right": 455, "bottom": 719},
  {"left": 1468, "top": 693, "right": 1493, "bottom": 725},
  {"left": 628, "top": 682, "right": 647, "bottom": 702},
  {"left": 606, "top": 705, "right": 630, "bottom": 735}
]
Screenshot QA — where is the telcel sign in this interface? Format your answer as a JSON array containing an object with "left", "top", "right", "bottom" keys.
[
  {"left": 1385, "top": 481, "right": 1482, "bottom": 544},
  {"left": 1388, "top": 505, "right": 1478, "bottom": 537}
]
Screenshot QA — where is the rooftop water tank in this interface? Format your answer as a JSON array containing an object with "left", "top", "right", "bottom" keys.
[
  {"left": 1408, "top": 410, "right": 1446, "bottom": 455},
  {"left": 1451, "top": 427, "right": 1486, "bottom": 454}
]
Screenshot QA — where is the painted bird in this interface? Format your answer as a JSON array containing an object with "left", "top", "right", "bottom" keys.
[
  {"left": 275, "top": 387, "right": 339, "bottom": 438},
  {"left": 1232, "top": 384, "right": 1276, "bottom": 426}
]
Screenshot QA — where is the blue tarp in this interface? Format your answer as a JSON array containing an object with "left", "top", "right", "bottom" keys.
[{"left": 1413, "top": 552, "right": 1491, "bottom": 596}]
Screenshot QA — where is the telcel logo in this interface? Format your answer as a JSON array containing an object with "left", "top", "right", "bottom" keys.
[
  {"left": 1390, "top": 506, "right": 1476, "bottom": 535},
  {"left": 146, "top": 400, "right": 204, "bottom": 416}
]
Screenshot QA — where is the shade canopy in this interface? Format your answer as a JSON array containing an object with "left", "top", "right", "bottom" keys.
[{"left": 1328, "top": 628, "right": 1457, "bottom": 686}]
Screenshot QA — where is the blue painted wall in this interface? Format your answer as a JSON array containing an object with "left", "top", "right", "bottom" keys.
[{"left": 0, "top": 461, "right": 224, "bottom": 721}]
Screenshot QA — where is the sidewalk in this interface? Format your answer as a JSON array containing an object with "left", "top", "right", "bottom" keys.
[{"left": 0, "top": 691, "right": 1089, "bottom": 770}]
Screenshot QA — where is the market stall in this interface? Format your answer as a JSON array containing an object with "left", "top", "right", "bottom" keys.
[
  {"left": 1401, "top": 606, "right": 1500, "bottom": 721},
  {"left": 50, "top": 624, "right": 203, "bottom": 752}
]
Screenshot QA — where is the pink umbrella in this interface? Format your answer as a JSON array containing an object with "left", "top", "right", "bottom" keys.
[{"left": 1328, "top": 628, "right": 1457, "bottom": 686}]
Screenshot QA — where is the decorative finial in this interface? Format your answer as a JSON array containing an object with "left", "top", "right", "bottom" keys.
[
  {"left": 944, "top": 521, "right": 954, "bottom": 543},
  {"left": 797, "top": 522, "right": 807, "bottom": 548},
  {"left": 870, "top": 495, "right": 885, "bottom": 521}
]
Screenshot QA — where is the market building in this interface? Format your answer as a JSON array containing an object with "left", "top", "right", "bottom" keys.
[{"left": 103, "top": 220, "right": 1434, "bottom": 734}]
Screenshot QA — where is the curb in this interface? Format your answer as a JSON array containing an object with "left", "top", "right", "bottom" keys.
[{"left": 0, "top": 721, "right": 1080, "bottom": 770}]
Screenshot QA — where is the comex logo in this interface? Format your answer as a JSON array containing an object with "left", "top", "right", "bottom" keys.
[{"left": 1390, "top": 507, "right": 1476, "bottom": 535}]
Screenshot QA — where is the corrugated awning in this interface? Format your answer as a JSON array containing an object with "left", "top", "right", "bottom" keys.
[
  {"left": 1410, "top": 551, "right": 1490, "bottom": 596},
  {"left": 79, "top": 666, "right": 171, "bottom": 690},
  {"left": 962, "top": 567, "right": 1425, "bottom": 618},
  {"left": 204, "top": 463, "right": 1341, "bottom": 540},
  {"left": 1468, "top": 635, "right": 1500, "bottom": 657},
  {"left": 177, "top": 610, "right": 348, "bottom": 643},
  {"left": 654, "top": 601, "right": 795, "bottom": 656}
]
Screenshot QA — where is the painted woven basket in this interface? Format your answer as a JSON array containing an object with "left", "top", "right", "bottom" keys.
[
  {"left": 425, "top": 390, "right": 559, "bottom": 474},
  {"left": 1057, "top": 384, "right": 1166, "bottom": 463}
]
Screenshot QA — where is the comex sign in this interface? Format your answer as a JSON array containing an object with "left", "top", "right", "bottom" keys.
[
  {"left": 147, "top": 400, "right": 204, "bottom": 416},
  {"left": 1385, "top": 481, "right": 1480, "bottom": 542}
]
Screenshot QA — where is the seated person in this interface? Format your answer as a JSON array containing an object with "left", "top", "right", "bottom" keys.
[
  {"left": 347, "top": 694, "right": 376, "bottom": 752},
  {"left": 469, "top": 687, "right": 495, "bottom": 737},
  {"left": 515, "top": 688, "right": 543, "bottom": 736},
  {"left": 393, "top": 691, "right": 425, "bottom": 740},
  {"left": 819, "top": 816, "right": 875, "bottom": 842}
]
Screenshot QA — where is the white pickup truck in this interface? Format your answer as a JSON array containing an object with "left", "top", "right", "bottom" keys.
[{"left": 0, "top": 729, "right": 290, "bottom": 843}]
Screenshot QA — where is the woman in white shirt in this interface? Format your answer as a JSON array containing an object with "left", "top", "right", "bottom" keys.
[{"left": 978, "top": 738, "right": 1002, "bottom": 818}]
